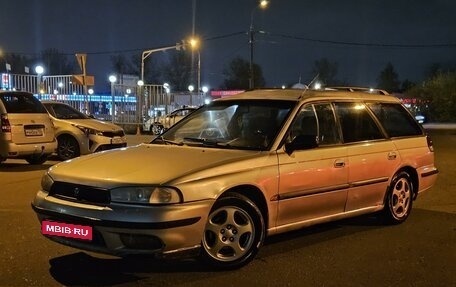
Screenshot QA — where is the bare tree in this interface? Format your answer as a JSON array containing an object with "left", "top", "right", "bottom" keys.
[
  {"left": 311, "top": 58, "right": 339, "bottom": 86},
  {"left": 223, "top": 56, "right": 265, "bottom": 89},
  {"left": 377, "top": 62, "right": 400, "bottom": 92}
]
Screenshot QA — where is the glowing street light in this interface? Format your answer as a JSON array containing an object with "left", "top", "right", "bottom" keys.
[
  {"left": 188, "top": 84, "right": 194, "bottom": 106},
  {"left": 35, "top": 65, "right": 44, "bottom": 75},
  {"left": 189, "top": 37, "right": 201, "bottom": 94},
  {"left": 163, "top": 82, "right": 170, "bottom": 94},
  {"left": 109, "top": 75, "right": 117, "bottom": 84},
  {"left": 35, "top": 65, "right": 45, "bottom": 96}
]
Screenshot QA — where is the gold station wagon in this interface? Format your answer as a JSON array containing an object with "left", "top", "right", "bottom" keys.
[{"left": 32, "top": 89, "right": 438, "bottom": 269}]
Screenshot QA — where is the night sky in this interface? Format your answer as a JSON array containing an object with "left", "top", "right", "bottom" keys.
[{"left": 1, "top": 0, "right": 455, "bottom": 92}]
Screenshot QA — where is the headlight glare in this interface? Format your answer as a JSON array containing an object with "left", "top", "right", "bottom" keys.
[
  {"left": 110, "top": 186, "right": 181, "bottom": 204},
  {"left": 74, "top": 125, "right": 102, "bottom": 136}
]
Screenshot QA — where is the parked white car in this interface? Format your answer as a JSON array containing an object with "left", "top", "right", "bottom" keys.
[
  {"left": 0, "top": 91, "right": 57, "bottom": 164},
  {"left": 143, "top": 107, "right": 197, "bottom": 134},
  {"left": 41, "top": 101, "right": 127, "bottom": 160}
]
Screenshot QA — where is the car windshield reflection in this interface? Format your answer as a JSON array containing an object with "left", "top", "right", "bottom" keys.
[{"left": 151, "top": 100, "right": 293, "bottom": 151}]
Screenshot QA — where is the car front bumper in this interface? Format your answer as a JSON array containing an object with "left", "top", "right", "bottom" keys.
[
  {"left": 86, "top": 134, "right": 127, "bottom": 154},
  {"left": 31, "top": 190, "right": 214, "bottom": 258}
]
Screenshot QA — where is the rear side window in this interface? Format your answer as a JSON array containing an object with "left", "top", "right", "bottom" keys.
[
  {"left": 334, "top": 102, "right": 385, "bottom": 143},
  {"left": 0, "top": 93, "right": 47, "bottom": 114},
  {"left": 289, "top": 103, "right": 341, "bottom": 145},
  {"left": 368, "top": 103, "right": 423, "bottom": 137}
]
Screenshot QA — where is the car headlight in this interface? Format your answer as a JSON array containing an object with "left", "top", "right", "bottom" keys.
[
  {"left": 110, "top": 186, "right": 182, "bottom": 204},
  {"left": 74, "top": 125, "right": 103, "bottom": 136},
  {"left": 41, "top": 172, "right": 54, "bottom": 193}
]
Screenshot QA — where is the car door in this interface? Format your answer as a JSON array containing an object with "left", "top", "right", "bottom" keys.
[
  {"left": 334, "top": 102, "right": 399, "bottom": 211},
  {"left": 276, "top": 103, "right": 349, "bottom": 228}
]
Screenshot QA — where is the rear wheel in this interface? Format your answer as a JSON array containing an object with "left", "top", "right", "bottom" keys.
[
  {"left": 25, "top": 154, "right": 48, "bottom": 165},
  {"left": 201, "top": 193, "right": 265, "bottom": 269},
  {"left": 151, "top": 124, "right": 164, "bottom": 135},
  {"left": 382, "top": 171, "right": 414, "bottom": 224},
  {"left": 57, "top": 135, "right": 80, "bottom": 160}
]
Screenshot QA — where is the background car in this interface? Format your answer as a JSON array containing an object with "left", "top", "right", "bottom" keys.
[
  {"left": 0, "top": 91, "right": 57, "bottom": 164},
  {"left": 41, "top": 101, "right": 127, "bottom": 160},
  {"left": 143, "top": 107, "right": 197, "bottom": 134}
]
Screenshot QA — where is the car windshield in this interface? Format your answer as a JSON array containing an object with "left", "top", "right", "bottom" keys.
[
  {"left": 46, "top": 103, "right": 89, "bottom": 119},
  {"left": 152, "top": 99, "right": 294, "bottom": 150}
]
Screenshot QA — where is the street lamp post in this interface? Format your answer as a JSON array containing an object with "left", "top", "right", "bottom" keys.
[
  {"left": 188, "top": 84, "right": 194, "bottom": 106},
  {"left": 249, "top": 0, "right": 269, "bottom": 89},
  {"left": 35, "top": 65, "right": 44, "bottom": 98},
  {"left": 109, "top": 75, "right": 117, "bottom": 123},
  {"left": 189, "top": 37, "right": 201, "bottom": 98}
]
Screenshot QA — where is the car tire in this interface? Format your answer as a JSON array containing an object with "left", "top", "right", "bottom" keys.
[
  {"left": 25, "top": 154, "right": 48, "bottom": 165},
  {"left": 381, "top": 171, "right": 414, "bottom": 224},
  {"left": 151, "top": 124, "right": 164, "bottom": 135},
  {"left": 57, "top": 135, "right": 80, "bottom": 160},
  {"left": 201, "top": 192, "right": 265, "bottom": 269}
]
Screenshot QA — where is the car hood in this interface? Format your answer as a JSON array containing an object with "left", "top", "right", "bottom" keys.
[
  {"left": 48, "top": 144, "right": 260, "bottom": 187},
  {"left": 57, "top": 118, "right": 123, "bottom": 132}
]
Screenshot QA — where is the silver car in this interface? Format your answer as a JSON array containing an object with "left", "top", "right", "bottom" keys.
[
  {"left": 143, "top": 107, "right": 197, "bottom": 135},
  {"left": 32, "top": 89, "right": 438, "bottom": 269},
  {"left": 42, "top": 101, "right": 127, "bottom": 160}
]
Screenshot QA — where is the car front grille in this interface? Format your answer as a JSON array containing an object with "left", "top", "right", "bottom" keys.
[
  {"left": 102, "top": 130, "right": 125, "bottom": 138},
  {"left": 50, "top": 181, "right": 110, "bottom": 205}
]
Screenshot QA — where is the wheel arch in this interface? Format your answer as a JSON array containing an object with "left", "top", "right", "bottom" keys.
[
  {"left": 389, "top": 166, "right": 419, "bottom": 201},
  {"left": 57, "top": 133, "right": 80, "bottom": 147},
  {"left": 218, "top": 184, "right": 269, "bottom": 229},
  {"left": 56, "top": 133, "right": 83, "bottom": 157}
]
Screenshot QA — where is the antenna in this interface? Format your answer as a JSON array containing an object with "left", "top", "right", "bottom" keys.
[{"left": 307, "top": 73, "right": 319, "bottom": 88}]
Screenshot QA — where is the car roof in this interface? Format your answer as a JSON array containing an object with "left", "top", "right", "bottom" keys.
[
  {"left": 0, "top": 90, "right": 33, "bottom": 96},
  {"left": 215, "top": 89, "right": 401, "bottom": 103},
  {"left": 40, "top": 101, "right": 72, "bottom": 107},
  {"left": 41, "top": 100, "right": 66, "bottom": 104}
]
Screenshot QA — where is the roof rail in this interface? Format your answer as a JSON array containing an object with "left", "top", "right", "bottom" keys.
[{"left": 325, "top": 86, "right": 389, "bottom": 95}]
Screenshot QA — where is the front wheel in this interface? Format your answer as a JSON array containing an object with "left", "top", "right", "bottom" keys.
[
  {"left": 382, "top": 171, "right": 414, "bottom": 224},
  {"left": 57, "top": 135, "right": 80, "bottom": 160},
  {"left": 201, "top": 193, "right": 265, "bottom": 269}
]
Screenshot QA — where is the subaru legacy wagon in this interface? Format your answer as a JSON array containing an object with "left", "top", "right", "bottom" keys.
[{"left": 32, "top": 89, "right": 438, "bottom": 269}]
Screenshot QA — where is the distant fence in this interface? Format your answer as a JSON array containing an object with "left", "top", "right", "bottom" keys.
[{"left": 1, "top": 73, "right": 204, "bottom": 131}]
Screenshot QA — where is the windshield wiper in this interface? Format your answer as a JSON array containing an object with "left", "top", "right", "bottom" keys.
[
  {"left": 152, "top": 136, "right": 183, "bottom": 146},
  {"left": 183, "top": 137, "right": 233, "bottom": 148}
]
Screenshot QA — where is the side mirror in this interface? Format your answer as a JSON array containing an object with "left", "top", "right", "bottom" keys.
[{"left": 285, "top": 134, "right": 318, "bottom": 155}]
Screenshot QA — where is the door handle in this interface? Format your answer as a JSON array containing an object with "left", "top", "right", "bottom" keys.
[
  {"left": 388, "top": 152, "right": 397, "bottom": 160},
  {"left": 334, "top": 160, "right": 345, "bottom": 168}
]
